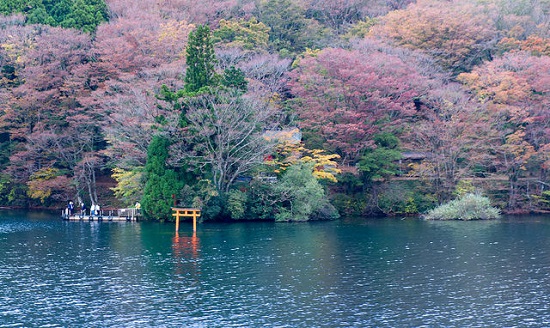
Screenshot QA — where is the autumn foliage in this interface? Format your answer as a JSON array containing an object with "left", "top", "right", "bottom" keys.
[{"left": 0, "top": 0, "right": 549, "bottom": 216}]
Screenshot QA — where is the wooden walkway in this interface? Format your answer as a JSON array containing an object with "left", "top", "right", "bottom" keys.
[
  {"left": 61, "top": 208, "right": 201, "bottom": 227},
  {"left": 63, "top": 215, "right": 138, "bottom": 222},
  {"left": 61, "top": 208, "right": 141, "bottom": 222}
]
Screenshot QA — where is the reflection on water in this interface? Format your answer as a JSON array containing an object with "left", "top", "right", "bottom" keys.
[
  {"left": 172, "top": 232, "right": 200, "bottom": 278},
  {"left": 1, "top": 212, "right": 550, "bottom": 327}
]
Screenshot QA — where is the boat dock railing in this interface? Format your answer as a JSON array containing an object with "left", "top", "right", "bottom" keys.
[
  {"left": 117, "top": 208, "right": 141, "bottom": 219},
  {"left": 61, "top": 207, "right": 142, "bottom": 221}
]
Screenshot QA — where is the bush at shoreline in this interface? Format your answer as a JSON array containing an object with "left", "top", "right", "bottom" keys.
[{"left": 424, "top": 193, "right": 501, "bottom": 221}]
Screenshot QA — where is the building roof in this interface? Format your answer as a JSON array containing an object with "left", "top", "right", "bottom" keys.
[{"left": 263, "top": 128, "right": 302, "bottom": 144}]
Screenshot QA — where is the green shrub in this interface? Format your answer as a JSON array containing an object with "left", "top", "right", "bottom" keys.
[
  {"left": 274, "top": 162, "right": 339, "bottom": 221},
  {"left": 331, "top": 193, "right": 367, "bottom": 216},
  {"left": 424, "top": 193, "right": 501, "bottom": 220},
  {"left": 227, "top": 189, "right": 247, "bottom": 220},
  {"left": 375, "top": 181, "right": 437, "bottom": 216},
  {"left": 533, "top": 190, "right": 550, "bottom": 210}
]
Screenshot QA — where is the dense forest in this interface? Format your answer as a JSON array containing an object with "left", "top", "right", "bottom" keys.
[{"left": 0, "top": 0, "right": 549, "bottom": 220}]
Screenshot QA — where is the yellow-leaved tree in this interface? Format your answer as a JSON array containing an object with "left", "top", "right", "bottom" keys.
[
  {"left": 27, "top": 168, "right": 71, "bottom": 204},
  {"left": 111, "top": 168, "right": 143, "bottom": 206},
  {"left": 268, "top": 140, "right": 341, "bottom": 183}
]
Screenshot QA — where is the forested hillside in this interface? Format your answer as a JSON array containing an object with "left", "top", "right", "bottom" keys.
[{"left": 1, "top": 0, "right": 549, "bottom": 219}]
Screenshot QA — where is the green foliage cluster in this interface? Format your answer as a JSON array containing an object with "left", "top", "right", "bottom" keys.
[
  {"left": 110, "top": 168, "right": 143, "bottom": 206},
  {"left": 330, "top": 192, "right": 367, "bottom": 217},
  {"left": 184, "top": 25, "right": 218, "bottom": 93},
  {"left": 0, "top": 0, "right": 108, "bottom": 32},
  {"left": 213, "top": 18, "right": 270, "bottom": 51},
  {"left": 226, "top": 189, "right": 247, "bottom": 220},
  {"left": 142, "top": 135, "right": 182, "bottom": 221},
  {"left": 533, "top": 190, "right": 550, "bottom": 210},
  {"left": 273, "top": 162, "right": 338, "bottom": 221},
  {"left": 341, "top": 18, "right": 377, "bottom": 40},
  {"left": 222, "top": 66, "right": 248, "bottom": 91},
  {"left": 358, "top": 133, "right": 402, "bottom": 183},
  {"left": 0, "top": 174, "right": 13, "bottom": 205},
  {"left": 179, "top": 180, "right": 221, "bottom": 219},
  {"left": 257, "top": 0, "right": 327, "bottom": 55},
  {"left": 376, "top": 182, "right": 437, "bottom": 216},
  {"left": 0, "top": 134, "right": 13, "bottom": 170},
  {"left": 424, "top": 193, "right": 501, "bottom": 221},
  {"left": 332, "top": 178, "right": 437, "bottom": 217},
  {"left": 0, "top": 176, "right": 26, "bottom": 207},
  {"left": 158, "top": 25, "right": 247, "bottom": 107},
  {"left": 224, "top": 163, "right": 339, "bottom": 221}
]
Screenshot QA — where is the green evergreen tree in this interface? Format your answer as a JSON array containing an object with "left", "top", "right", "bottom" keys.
[
  {"left": 184, "top": 25, "right": 218, "bottom": 93},
  {"left": 48, "top": 0, "right": 72, "bottom": 22},
  {"left": 0, "top": 0, "right": 107, "bottom": 33},
  {"left": 159, "top": 27, "right": 248, "bottom": 118},
  {"left": 142, "top": 135, "right": 182, "bottom": 221},
  {"left": 26, "top": 6, "right": 55, "bottom": 26},
  {"left": 358, "top": 133, "right": 402, "bottom": 183},
  {"left": 257, "top": 0, "right": 309, "bottom": 54},
  {"left": 60, "top": 0, "right": 107, "bottom": 33},
  {"left": 0, "top": 0, "right": 37, "bottom": 15},
  {"left": 222, "top": 66, "right": 248, "bottom": 92}
]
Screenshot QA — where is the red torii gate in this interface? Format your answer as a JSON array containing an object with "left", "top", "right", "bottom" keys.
[{"left": 172, "top": 208, "right": 201, "bottom": 232}]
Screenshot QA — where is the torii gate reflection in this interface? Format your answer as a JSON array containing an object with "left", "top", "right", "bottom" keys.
[{"left": 172, "top": 231, "right": 200, "bottom": 278}]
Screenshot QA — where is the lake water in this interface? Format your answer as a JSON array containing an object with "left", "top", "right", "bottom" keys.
[{"left": 1, "top": 210, "right": 550, "bottom": 327}]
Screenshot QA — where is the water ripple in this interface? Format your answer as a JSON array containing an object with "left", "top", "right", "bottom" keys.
[{"left": 2, "top": 216, "right": 550, "bottom": 326}]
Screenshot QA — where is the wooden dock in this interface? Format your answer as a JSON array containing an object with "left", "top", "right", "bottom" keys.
[
  {"left": 63, "top": 215, "right": 138, "bottom": 222},
  {"left": 61, "top": 208, "right": 141, "bottom": 222}
]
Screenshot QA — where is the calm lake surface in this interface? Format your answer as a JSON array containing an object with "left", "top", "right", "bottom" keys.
[{"left": 1, "top": 210, "right": 550, "bottom": 327}]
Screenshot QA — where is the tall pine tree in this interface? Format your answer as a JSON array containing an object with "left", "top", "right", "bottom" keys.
[
  {"left": 142, "top": 135, "right": 182, "bottom": 221},
  {"left": 184, "top": 25, "right": 217, "bottom": 93}
]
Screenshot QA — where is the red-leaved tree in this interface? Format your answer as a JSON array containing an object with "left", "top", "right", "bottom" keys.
[
  {"left": 288, "top": 43, "right": 432, "bottom": 164},
  {"left": 459, "top": 51, "right": 550, "bottom": 208}
]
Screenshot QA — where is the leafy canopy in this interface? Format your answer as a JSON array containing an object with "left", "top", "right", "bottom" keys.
[
  {"left": 1, "top": 0, "right": 108, "bottom": 33},
  {"left": 274, "top": 162, "right": 339, "bottom": 221},
  {"left": 358, "top": 133, "right": 402, "bottom": 183}
]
